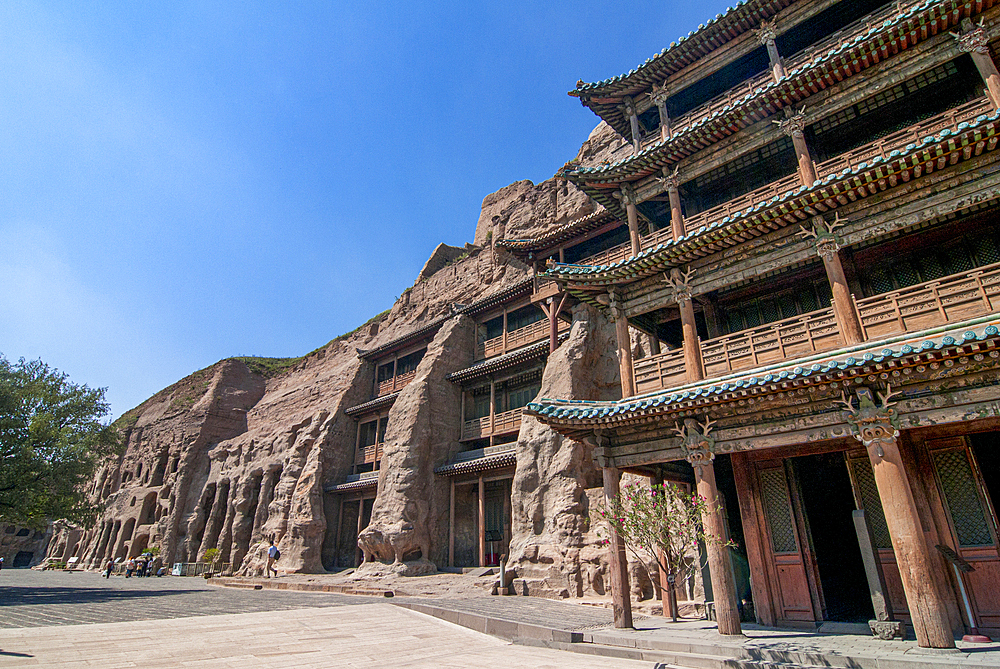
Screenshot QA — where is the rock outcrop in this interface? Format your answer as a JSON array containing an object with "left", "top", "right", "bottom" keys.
[
  {"left": 508, "top": 302, "right": 622, "bottom": 597},
  {"left": 48, "top": 119, "right": 636, "bottom": 602}
]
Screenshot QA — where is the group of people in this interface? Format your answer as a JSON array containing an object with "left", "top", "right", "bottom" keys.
[{"left": 104, "top": 552, "right": 162, "bottom": 578}]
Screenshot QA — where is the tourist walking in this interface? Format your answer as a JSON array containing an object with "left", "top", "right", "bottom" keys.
[
  {"left": 125, "top": 558, "right": 135, "bottom": 578},
  {"left": 265, "top": 540, "right": 279, "bottom": 578},
  {"left": 104, "top": 559, "right": 113, "bottom": 578}
]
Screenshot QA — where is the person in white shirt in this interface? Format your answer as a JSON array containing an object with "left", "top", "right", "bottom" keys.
[{"left": 266, "top": 540, "right": 278, "bottom": 578}]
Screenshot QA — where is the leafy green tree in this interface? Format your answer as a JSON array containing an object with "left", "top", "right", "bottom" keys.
[{"left": 0, "top": 355, "right": 120, "bottom": 527}]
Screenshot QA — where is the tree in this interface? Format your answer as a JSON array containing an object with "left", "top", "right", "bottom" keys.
[
  {"left": 0, "top": 355, "right": 120, "bottom": 527},
  {"left": 592, "top": 481, "right": 731, "bottom": 621}
]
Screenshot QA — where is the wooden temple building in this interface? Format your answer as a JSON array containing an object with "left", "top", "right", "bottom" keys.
[
  {"left": 516, "top": 0, "right": 1000, "bottom": 649},
  {"left": 326, "top": 280, "right": 570, "bottom": 570}
]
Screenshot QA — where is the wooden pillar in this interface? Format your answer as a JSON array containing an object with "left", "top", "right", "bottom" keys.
[
  {"left": 334, "top": 497, "right": 344, "bottom": 570},
  {"left": 502, "top": 307, "right": 508, "bottom": 354},
  {"left": 649, "top": 82, "right": 671, "bottom": 142},
  {"left": 669, "top": 268, "right": 705, "bottom": 382},
  {"left": 776, "top": 109, "right": 817, "bottom": 186},
  {"left": 617, "top": 183, "right": 641, "bottom": 257},
  {"left": 542, "top": 293, "right": 568, "bottom": 354},
  {"left": 756, "top": 20, "right": 786, "bottom": 81},
  {"left": 478, "top": 475, "right": 486, "bottom": 568},
  {"left": 449, "top": 478, "right": 456, "bottom": 568},
  {"left": 603, "top": 464, "right": 634, "bottom": 628},
  {"left": 693, "top": 460, "right": 743, "bottom": 635},
  {"left": 489, "top": 380, "right": 496, "bottom": 435},
  {"left": 806, "top": 216, "right": 864, "bottom": 345},
  {"left": 355, "top": 498, "right": 364, "bottom": 566},
  {"left": 608, "top": 290, "right": 636, "bottom": 397},
  {"left": 845, "top": 390, "right": 955, "bottom": 648},
  {"left": 623, "top": 97, "right": 641, "bottom": 153},
  {"left": 957, "top": 19, "right": 1000, "bottom": 109}
]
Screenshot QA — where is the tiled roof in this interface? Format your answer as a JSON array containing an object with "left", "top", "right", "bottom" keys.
[
  {"left": 446, "top": 333, "right": 567, "bottom": 383},
  {"left": 344, "top": 392, "right": 398, "bottom": 417},
  {"left": 495, "top": 209, "right": 616, "bottom": 257},
  {"left": 526, "top": 317, "right": 1000, "bottom": 426},
  {"left": 543, "top": 107, "right": 1000, "bottom": 287},
  {"left": 357, "top": 315, "right": 451, "bottom": 361},
  {"left": 455, "top": 278, "right": 534, "bottom": 316},
  {"left": 572, "top": 0, "right": 795, "bottom": 139},
  {"left": 435, "top": 445, "right": 518, "bottom": 476},
  {"left": 564, "top": 0, "right": 988, "bottom": 184},
  {"left": 324, "top": 473, "right": 379, "bottom": 493}
]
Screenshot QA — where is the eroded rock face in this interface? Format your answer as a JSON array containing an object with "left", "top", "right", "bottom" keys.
[
  {"left": 508, "top": 303, "right": 622, "bottom": 598},
  {"left": 357, "top": 315, "right": 475, "bottom": 573}
]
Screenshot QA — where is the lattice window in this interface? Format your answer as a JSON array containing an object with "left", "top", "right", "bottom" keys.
[
  {"left": 906, "top": 61, "right": 959, "bottom": 94},
  {"left": 760, "top": 468, "right": 798, "bottom": 554},
  {"left": 920, "top": 254, "right": 945, "bottom": 281},
  {"left": 778, "top": 293, "right": 798, "bottom": 320},
  {"left": 849, "top": 457, "right": 892, "bottom": 550},
  {"left": 813, "top": 106, "right": 857, "bottom": 136},
  {"left": 896, "top": 261, "right": 920, "bottom": 289},
  {"left": 974, "top": 235, "right": 1000, "bottom": 266},
  {"left": 856, "top": 84, "right": 907, "bottom": 116},
  {"left": 933, "top": 449, "right": 994, "bottom": 547},
  {"left": 759, "top": 298, "right": 780, "bottom": 325},
  {"left": 945, "top": 245, "right": 974, "bottom": 274}
]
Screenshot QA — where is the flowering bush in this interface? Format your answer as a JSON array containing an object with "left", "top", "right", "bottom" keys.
[{"left": 592, "top": 481, "right": 732, "bottom": 617}]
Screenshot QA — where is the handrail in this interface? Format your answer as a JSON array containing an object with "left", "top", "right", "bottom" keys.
[
  {"left": 376, "top": 369, "right": 418, "bottom": 397},
  {"left": 577, "top": 98, "right": 993, "bottom": 267},
  {"left": 461, "top": 408, "right": 523, "bottom": 440},
  {"left": 476, "top": 318, "right": 570, "bottom": 360}
]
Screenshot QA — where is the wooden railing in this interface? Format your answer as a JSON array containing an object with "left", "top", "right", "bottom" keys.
[
  {"left": 461, "top": 408, "right": 523, "bottom": 441},
  {"left": 476, "top": 319, "right": 570, "bottom": 360},
  {"left": 856, "top": 262, "right": 1000, "bottom": 340},
  {"left": 702, "top": 308, "right": 843, "bottom": 377},
  {"left": 376, "top": 369, "right": 417, "bottom": 397},
  {"left": 815, "top": 97, "right": 993, "bottom": 178},
  {"left": 358, "top": 442, "right": 384, "bottom": 465},
  {"left": 576, "top": 98, "right": 993, "bottom": 268},
  {"left": 631, "top": 307, "right": 843, "bottom": 394},
  {"left": 634, "top": 348, "right": 688, "bottom": 395}
]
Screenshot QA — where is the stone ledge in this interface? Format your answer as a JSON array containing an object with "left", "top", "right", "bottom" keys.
[{"left": 208, "top": 576, "right": 393, "bottom": 598}]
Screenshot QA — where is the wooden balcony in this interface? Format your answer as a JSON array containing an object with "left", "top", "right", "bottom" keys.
[
  {"left": 461, "top": 408, "right": 523, "bottom": 441},
  {"left": 637, "top": 0, "right": 928, "bottom": 152},
  {"left": 856, "top": 261, "right": 1000, "bottom": 340},
  {"left": 633, "top": 307, "right": 843, "bottom": 395},
  {"left": 578, "top": 98, "right": 994, "bottom": 269},
  {"left": 631, "top": 262, "right": 1000, "bottom": 395},
  {"left": 358, "top": 442, "right": 384, "bottom": 465},
  {"left": 376, "top": 369, "right": 417, "bottom": 397},
  {"left": 476, "top": 319, "right": 570, "bottom": 360}
]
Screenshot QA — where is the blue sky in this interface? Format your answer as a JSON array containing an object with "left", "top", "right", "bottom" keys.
[{"left": 0, "top": 1, "right": 732, "bottom": 418}]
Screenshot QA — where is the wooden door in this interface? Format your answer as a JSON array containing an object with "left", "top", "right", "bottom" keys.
[
  {"left": 927, "top": 438, "right": 1000, "bottom": 636},
  {"left": 754, "top": 459, "right": 817, "bottom": 624},
  {"left": 846, "top": 454, "right": 911, "bottom": 622}
]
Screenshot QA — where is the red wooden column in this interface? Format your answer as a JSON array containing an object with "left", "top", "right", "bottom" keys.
[
  {"left": 617, "top": 184, "right": 641, "bottom": 258},
  {"left": 844, "top": 388, "right": 956, "bottom": 649},
  {"left": 678, "top": 418, "right": 742, "bottom": 635},
  {"left": 478, "top": 475, "right": 486, "bottom": 567},
  {"left": 658, "top": 168, "right": 686, "bottom": 241},
  {"left": 608, "top": 289, "right": 636, "bottom": 397},
  {"left": 649, "top": 82, "right": 671, "bottom": 143},
  {"left": 667, "top": 268, "right": 704, "bottom": 382},
  {"left": 756, "top": 19, "right": 786, "bottom": 81},
  {"left": 802, "top": 216, "right": 864, "bottom": 345},
  {"left": 623, "top": 97, "right": 642, "bottom": 153},
  {"left": 775, "top": 109, "right": 817, "bottom": 186},
  {"left": 602, "top": 461, "right": 634, "bottom": 628},
  {"left": 956, "top": 19, "right": 1000, "bottom": 109},
  {"left": 540, "top": 293, "right": 568, "bottom": 354}
]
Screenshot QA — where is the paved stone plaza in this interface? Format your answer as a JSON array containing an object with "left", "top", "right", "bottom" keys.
[{"left": 0, "top": 570, "right": 646, "bottom": 668}]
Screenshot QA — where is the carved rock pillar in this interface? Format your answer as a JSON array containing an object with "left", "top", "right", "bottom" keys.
[
  {"left": 756, "top": 20, "right": 786, "bottom": 81},
  {"left": 845, "top": 388, "right": 955, "bottom": 649},
  {"left": 667, "top": 268, "right": 704, "bottom": 382},
  {"left": 601, "top": 461, "right": 634, "bottom": 628},
  {"left": 617, "top": 184, "right": 641, "bottom": 257},
  {"left": 956, "top": 19, "right": 1000, "bottom": 109},
  {"left": 804, "top": 216, "right": 864, "bottom": 344},
  {"left": 609, "top": 289, "right": 636, "bottom": 397},
  {"left": 776, "top": 108, "right": 817, "bottom": 186},
  {"left": 680, "top": 418, "right": 742, "bottom": 635},
  {"left": 623, "top": 97, "right": 642, "bottom": 153}
]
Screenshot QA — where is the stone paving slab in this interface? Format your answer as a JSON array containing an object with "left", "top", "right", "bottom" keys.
[
  {"left": 0, "top": 604, "right": 651, "bottom": 668},
  {"left": 0, "top": 570, "right": 366, "bottom": 629}
]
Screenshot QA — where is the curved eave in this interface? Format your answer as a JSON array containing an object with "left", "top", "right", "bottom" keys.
[
  {"left": 545, "top": 109, "right": 1000, "bottom": 287},
  {"left": 344, "top": 392, "right": 398, "bottom": 417},
  {"left": 526, "top": 318, "right": 1000, "bottom": 431},
  {"left": 563, "top": 0, "right": 988, "bottom": 182},
  {"left": 495, "top": 209, "right": 616, "bottom": 257},
  {"left": 572, "top": 0, "right": 796, "bottom": 139},
  {"left": 358, "top": 316, "right": 450, "bottom": 361},
  {"left": 435, "top": 451, "right": 517, "bottom": 476},
  {"left": 446, "top": 334, "right": 567, "bottom": 383},
  {"left": 457, "top": 278, "right": 534, "bottom": 317},
  {"left": 325, "top": 476, "right": 379, "bottom": 493}
]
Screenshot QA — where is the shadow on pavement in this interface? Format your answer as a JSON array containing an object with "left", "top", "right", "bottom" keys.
[{"left": 0, "top": 585, "right": 190, "bottom": 607}]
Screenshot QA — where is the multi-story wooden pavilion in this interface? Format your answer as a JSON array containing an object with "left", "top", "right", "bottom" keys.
[{"left": 522, "top": 0, "right": 1000, "bottom": 649}]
